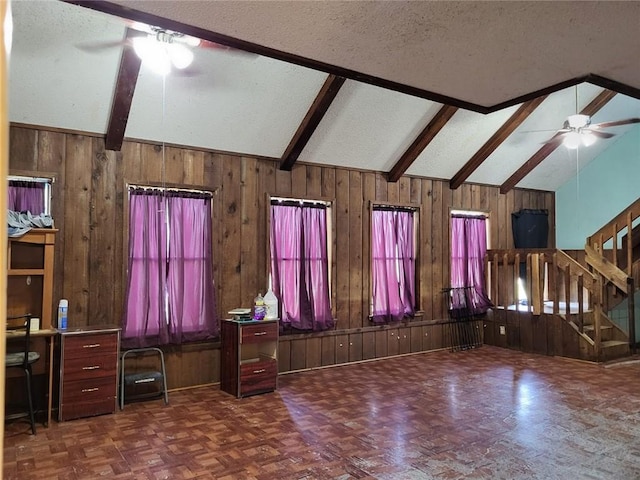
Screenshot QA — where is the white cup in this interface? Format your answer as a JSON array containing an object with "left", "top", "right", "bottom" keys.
[{"left": 30, "top": 317, "right": 40, "bottom": 332}]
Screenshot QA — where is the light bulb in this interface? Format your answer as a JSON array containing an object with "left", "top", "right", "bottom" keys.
[
  {"left": 167, "top": 43, "right": 194, "bottom": 69},
  {"left": 133, "top": 35, "right": 171, "bottom": 76},
  {"left": 581, "top": 131, "right": 597, "bottom": 147},
  {"left": 132, "top": 36, "right": 153, "bottom": 61},
  {"left": 183, "top": 35, "right": 201, "bottom": 47},
  {"left": 563, "top": 131, "right": 581, "bottom": 149}
]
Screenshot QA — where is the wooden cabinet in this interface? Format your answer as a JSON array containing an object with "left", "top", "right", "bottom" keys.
[
  {"left": 6, "top": 229, "right": 58, "bottom": 425},
  {"left": 58, "top": 327, "right": 120, "bottom": 421},
  {"left": 7, "top": 229, "right": 57, "bottom": 329},
  {"left": 220, "top": 319, "right": 278, "bottom": 398}
]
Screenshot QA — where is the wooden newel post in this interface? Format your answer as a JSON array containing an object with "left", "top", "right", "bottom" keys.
[{"left": 628, "top": 277, "right": 636, "bottom": 354}]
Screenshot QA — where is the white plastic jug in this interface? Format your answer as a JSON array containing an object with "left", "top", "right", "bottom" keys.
[{"left": 264, "top": 284, "right": 279, "bottom": 320}]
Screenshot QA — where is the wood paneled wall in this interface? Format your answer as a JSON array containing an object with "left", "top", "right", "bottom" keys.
[{"left": 9, "top": 125, "right": 556, "bottom": 387}]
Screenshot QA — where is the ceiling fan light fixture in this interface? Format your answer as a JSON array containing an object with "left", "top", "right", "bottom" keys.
[
  {"left": 563, "top": 130, "right": 582, "bottom": 149},
  {"left": 132, "top": 33, "right": 194, "bottom": 75},
  {"left": 167, "top": 43, "right": 194, "bottom": 69},
  {"left": 567, "top": 114, "right": 590, "bottom": 129},
  {"left": 581, "top": 130, "right": 597, "bottom": 147}
]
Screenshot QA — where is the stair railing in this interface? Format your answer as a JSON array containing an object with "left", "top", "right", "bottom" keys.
[
  {"left": 585, "top": 198, "right": 639, "bottom": 352},
  {"left": 587, "top": 196, "right": 640, "bottom": 276}
]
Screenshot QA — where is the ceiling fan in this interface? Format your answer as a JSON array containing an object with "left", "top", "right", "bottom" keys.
[
  {"left": 545, "top": 113, "right": 640, "bottom": 149},
  {"left": 78, "top": 22, "right": 254, "bottom": 76}
]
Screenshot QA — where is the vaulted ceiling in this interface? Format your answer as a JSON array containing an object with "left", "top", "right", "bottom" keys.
[{"left": 9, "top": 0, "right": 640, "bottom": 192}]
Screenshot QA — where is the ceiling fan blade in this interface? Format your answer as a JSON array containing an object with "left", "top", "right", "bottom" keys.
[
  {"left": 542, "top": 132, "right": 566, "bottom": 146},
  {"left": 590, "top": 118, "right": 640, "bottom": 129},
  {"left": 588, "top": 130, "right": 616, "bottom": 139},
  {"left": 76, "top": 39, "right": 132, "bottom": 53},
  {"left": 200, "top": 39, "right": 259, "bottom": 58}
]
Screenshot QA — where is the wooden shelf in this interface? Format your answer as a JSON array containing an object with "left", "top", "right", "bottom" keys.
[
  {"left": 6, "top": 228, "right": 58, "bottom": 427},
  {"left": 7, "top": 229, "right": 58, "bottom": 330},
  {"left": 8, "top": 269, "right": 46, "bottom": 276}
]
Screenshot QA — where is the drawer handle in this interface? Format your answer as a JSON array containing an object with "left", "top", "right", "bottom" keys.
[
  {"left": 253, "top": 369, "right": 266, "bottom": 374},
  {"left": 253, "top": 332, "right": 267, "bottom": 336},
  {"left": 82, "top": 365, "right": 101, "bottom": 370},
  {"left": 81, "top": 387, "right": 99, "bottom": 393},
  {"left": 83, "top": 343, "right": 101, "bottom": 348}
]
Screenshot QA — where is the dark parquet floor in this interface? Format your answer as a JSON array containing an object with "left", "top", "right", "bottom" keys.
[{"left": 4, "top": 345, "right": 640, "bottom": 479}]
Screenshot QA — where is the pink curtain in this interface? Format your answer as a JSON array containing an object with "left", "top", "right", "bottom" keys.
[
  {"left": 450, "top": 215, "right": 492, "bottom": 314},
  {"left": 167, "top": 193, "right": 218, "bottom": 343},
  {"left": 371, "top": 209, "right": 415, "bottom": 324},
  {"left": 270, "top": 203, "right": 333, "bottom": 332},
  {"left": 8, "top": 181, "right": 45, "bottom": 215},
  {"left": 122, "top": 189, "right": 217, "bottom": 348},
  {"left": 122, "top": 192, "right": 168, "bottom": 347}
]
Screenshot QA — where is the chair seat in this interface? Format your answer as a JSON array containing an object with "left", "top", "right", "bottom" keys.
[
  {"left": 6, "top": 351, "right": 40, "bottom": 367},
  {"left": 124, "top": 371, "right": 164, "bottom": 385}
]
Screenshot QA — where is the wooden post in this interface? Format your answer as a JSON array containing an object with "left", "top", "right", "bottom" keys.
[
  {"left": 532, "top": 253, "right": 541, "bottom": 315},
  {"left": 594, "top": 280, "right": 603, "bottom": 362},
  {"left": 577, "top": 274, "right": 584, "bottom": 333},
  {"left": 552, "top": 252, "right": 560, "bottom": 314},
  {"left": 564, "top": 264, "right": 571, "bottom": 316},
  {"left": 503, "top": 252, "right": 509, "bottom": 308},
  {"left": 612, "top": 222, "right": 618, "bottom": 267},
  {"left": 628, "top": 277, "right": 636, "bottom": 353},
  {"left": 514, "top": 252, "right": 521, "bottom": 307},
  {"left": 493, "top": 253, "right": 499, "bottom": 307},
  {"left": 0, "top": 0, "right": 8, "bottom": 456},
  {"left": 627, "top": 211, "right": 633, "bottom": 276}
]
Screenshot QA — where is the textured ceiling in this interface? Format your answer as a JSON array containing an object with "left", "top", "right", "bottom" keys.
[
  {"left": 8, "top": 0, "right": 640, "bottom": 192},
  {"left": 106, "top": 0, "right": 640, "bottom": 107}
]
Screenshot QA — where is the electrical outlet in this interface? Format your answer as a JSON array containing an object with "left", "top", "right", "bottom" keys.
[{"left": 499, "top": 325, "right": 506, "bottom": 335}]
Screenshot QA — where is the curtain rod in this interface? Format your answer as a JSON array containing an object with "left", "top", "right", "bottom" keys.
[
  {"left": 128, "top": 184, "right": 213, "bottom": 197},
  {"left": 372, "top": 204, "right": 417, "bottom": 213},
  {"left": 8, "top": 175, "right": 53, "bottom": 184},
  {"left": 270, "top": 196, "right": 330, "bottom": 208}
]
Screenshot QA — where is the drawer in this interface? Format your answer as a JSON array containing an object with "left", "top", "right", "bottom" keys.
[
  {"left": 239, "top": 359, "right": 277, "bottom": 396},
  {"left": 62, "top": 354, "right": 117, "bottom": 382},
  {"left": 62, "top": 376, "right": 117, "bottom": 403},
  {"left": 63, "top": 333, "right": 118, "bottom": 359},
  {"left": 60, "top": 398, "right": 116, "bottom": 422},
  {"left": 241, "top": 322, "right": 277, "bottom": 345}
]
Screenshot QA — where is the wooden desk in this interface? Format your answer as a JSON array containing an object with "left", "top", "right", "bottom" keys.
[{"left": 6, "top": 328, "right": 58, "bottom": 427}]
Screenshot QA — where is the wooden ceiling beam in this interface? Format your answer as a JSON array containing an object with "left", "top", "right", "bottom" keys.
[
  {"left": 280, "top": 74, "right": 346, "bottom": 171},
  {"left": 105, "top": 28, "right": 141, "bottom": 151},
  {"left": 500, "top": 89, "right": 617, "bottom": 194},
  {"left": 449, "top": 96, "right": 548, "bottom": 190},
  {"left": 387, "top": 104, "right": 458, "bottom": 182}
]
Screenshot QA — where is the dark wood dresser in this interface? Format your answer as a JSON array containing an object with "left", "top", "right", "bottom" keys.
[
  {"left": 58, "top": 326, "right": 120, "bottom": 421},
  {"left": 220, "top": 318, "right": 278, "bottom": 398}
]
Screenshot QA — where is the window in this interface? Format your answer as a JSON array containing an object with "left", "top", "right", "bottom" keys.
[
  {"left": 371, "top": 205, "right": 417, "bottom": 324},
  {"left": 122, "top": 186, "right": 218, "bottom": 348},
  {"left": 450, "top": 211, "right": 491, "bottom": 314},
  {"left": 8, "top": 175, "right": 52, "bottom": 215},
  {"left": 269, "top": 197, "right": 333, "bottom": 332}
]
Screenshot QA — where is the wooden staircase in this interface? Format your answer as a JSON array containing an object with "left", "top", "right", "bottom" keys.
[
  {"left": 483, "top": 198, "right": 639, "bottom": 362},
  {"left": 586, "top": 197, "right": 639, "bottom": 350},
  {"left": 485, "top": 248, "right": 631, "bottom": 362}
]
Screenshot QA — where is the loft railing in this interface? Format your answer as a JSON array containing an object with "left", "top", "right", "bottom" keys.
[{"left": 485, "top": 248, "right": 603, "bottom": 350}]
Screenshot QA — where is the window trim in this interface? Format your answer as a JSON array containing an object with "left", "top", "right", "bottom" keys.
[
  {"left": 8, "top": 172, "right": 54, "bottom": 215},
  {"left": 267, "top": 194, "right": 336, "bottom": 326},
  {"left": 123, "top": 183, "right": 216, "bottom": 336}
]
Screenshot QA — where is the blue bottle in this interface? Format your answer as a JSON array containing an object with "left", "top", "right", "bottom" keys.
[{"left": 58, "top": 299, "right": 68, "bottom": 329}]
